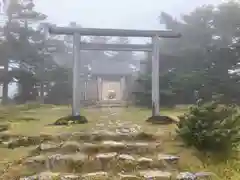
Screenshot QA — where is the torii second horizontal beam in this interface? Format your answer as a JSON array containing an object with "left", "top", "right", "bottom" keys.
[
  {"left": 80, "top": 43, "right": 152, "bottom": 52},
  {"left": 48, "top": 26, "right": 181, "bottom": 38}
]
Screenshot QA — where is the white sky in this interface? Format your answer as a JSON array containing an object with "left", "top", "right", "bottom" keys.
[{"left": 35, "top": 0, "right": 223, "bottom": 30}]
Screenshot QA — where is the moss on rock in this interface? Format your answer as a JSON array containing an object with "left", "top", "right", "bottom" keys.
[
  {"left": 54, "top": 115, "right": 88, "bottom": 126},
  {"left": 0, "top": 124, "right": 9, "bottom": 132},
  {"left": 146, "top": 115, "right": 177, "bottom": 125}
]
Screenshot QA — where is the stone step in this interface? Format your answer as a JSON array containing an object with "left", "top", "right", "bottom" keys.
[
  {"left": 1, "top": 132, "right": 157, "bottom": 149},
  {"left": 24, "top": 152, "right": 180, "bottom": 174},
  {"left": 20, "top": 171, "right": 212, "bottom": 180},
  {"left": 65, "top": 131, "right": 158, "bottom": 142},
  {"left": 33, "top": 140, "right": 162, "bottom": 155}
]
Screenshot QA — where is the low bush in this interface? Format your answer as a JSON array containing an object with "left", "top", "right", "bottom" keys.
[{"left": 177, "top": 99, "right": 240, "bottom": 153}]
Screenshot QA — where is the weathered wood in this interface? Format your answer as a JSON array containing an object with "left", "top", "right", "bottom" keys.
[
  {"left": 49, "top": 26, "right": 181, "bottom": 38},
  {"left": 80, "top": 43, "right": 152, "bottom": 52},
  {"left": 152, "top": 36, "right": 160, "bottom": 116},
  {"left": 72, "top": 33, "right": 81, "bottom": 116}
]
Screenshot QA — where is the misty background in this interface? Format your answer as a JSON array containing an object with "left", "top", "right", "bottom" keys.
[{"left": 4, "top": 0, "right": 222, "bottom": 97}]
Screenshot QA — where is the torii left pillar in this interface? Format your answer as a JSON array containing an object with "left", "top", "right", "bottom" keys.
[
  {"left": 72, "top": 33, "right": 88, "bottom": 123},
  {"left": 151, "top": 35, "right": 160, "bottom": 116}
]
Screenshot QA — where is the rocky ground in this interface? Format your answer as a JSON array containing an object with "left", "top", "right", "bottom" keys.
[{"left": 0, "top": 107, "right": 212, "bottom": 180}]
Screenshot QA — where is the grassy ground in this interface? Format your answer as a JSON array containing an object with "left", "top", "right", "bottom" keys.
[{"left": 0, "top": 104, "right": 239, "bottom": 179}]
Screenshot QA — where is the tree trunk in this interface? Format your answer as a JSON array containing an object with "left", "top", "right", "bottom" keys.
[
  {"left": 2, "top": 60, "right": 8, "bottom": 105},
  {"left": 39, "top": 59, "right": 45, "bottom": 104}
]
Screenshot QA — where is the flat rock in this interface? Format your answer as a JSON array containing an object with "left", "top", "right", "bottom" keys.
[
  {"left": 61, "top": 141, "right": 81, "bottom": 152},
  {"left": 48, "top": 153, "right": 87, "bottom": 162},
  {"left": 20, "top": 172, "right": 81, "bottom": 180},
  {"left": 118, "top": 154, "right": 135, "bottom": 161},
  {"left": 127, "top": 142, "right": 150, "bottom": 148},
  {"left": 82, "top": 172, "right": 108, "bottom": 180},
  {"left": 47, "top": 153, "right": 87, "bottom": 170},
  {"left": 39, "top": 142, "right": 59, "bottom": 151},
  {"left": 25, "top": 155, "right": 46, "bottom": 166},
  {"left": 20, "top": 172, "right": 60, "bottom": 180},
  {"left": 177, "top": 172, "right": 197, "bottom": 180},
  {"left": 158, "top": 154, "right": 180, "bottom": 162},
  {"left": 83, "top": 142, "right": 99, "bottom": 148},
  {"left": 119, "top": 173, "right": 141, "bottom": 180},
  {"left": 126, "top": 142, "right": 158, "bottom": 153},
  {"left": 139, "top": 170, "right": 172, "bottom": 179},
  {"left": 195, "top": 172, "right": 213, "bottom": 178},
  {"left": 70, "top": 131, "right": 156, "bottom": 141},
  {"left": 137, "top": 157, "right": 153, "bottom": 163},
  {"left": 177, "top": 172, "right": 213, "bottom": 180},
  {"left": 6, "top": 136, "right": 38, "bottom": 149},
  {"left": 61, "top": 174, "right": 81, "bottom": 180},
  {"left": 102, "top": 141, "right": 125, "bottom": 147},
  {"left": 96, "top": 152, "right": 117, "bottom": 160}
]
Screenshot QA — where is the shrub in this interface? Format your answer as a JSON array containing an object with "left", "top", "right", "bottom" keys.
[{"left": 177, "top": 99, "right": 240, "bottom": 153}]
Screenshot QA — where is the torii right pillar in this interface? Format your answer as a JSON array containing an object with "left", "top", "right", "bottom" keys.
[{"left": 146, "top": 35, "right": 176, "bottom": 124}]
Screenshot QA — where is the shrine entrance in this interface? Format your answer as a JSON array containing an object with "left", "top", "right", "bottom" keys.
[{"left": 45, "top": 25, "right": 181, "bottom": 118}]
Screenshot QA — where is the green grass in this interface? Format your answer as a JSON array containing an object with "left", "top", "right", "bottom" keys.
[{"left": 0, "top": 104, "right": 239, "bottom": 179}]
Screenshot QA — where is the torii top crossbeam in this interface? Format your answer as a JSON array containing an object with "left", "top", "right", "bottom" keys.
[{"left": 48, "top": 26, "right": 181, "bottom": 38}]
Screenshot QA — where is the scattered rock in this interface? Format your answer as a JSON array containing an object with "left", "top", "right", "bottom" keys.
[{"left": 146, "top": 115, "right": 177, "bottom": 125}]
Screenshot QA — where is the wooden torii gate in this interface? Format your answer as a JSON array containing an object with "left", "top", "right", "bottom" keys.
[{"left": 44, "top": 25, "right": 181, "bottom": 121}]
